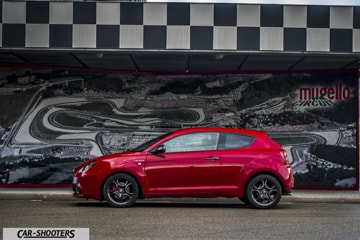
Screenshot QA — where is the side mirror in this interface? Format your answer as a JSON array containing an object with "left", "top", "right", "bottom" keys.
[{"left": 151, "top": 144, "right": 166, "bottom": 154}]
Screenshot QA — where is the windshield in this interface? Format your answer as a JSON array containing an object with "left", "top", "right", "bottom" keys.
[{"left": 131, "top": 132, "right": 170, "bottom": 152}]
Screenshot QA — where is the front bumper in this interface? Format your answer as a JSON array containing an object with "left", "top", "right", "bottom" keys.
[
  {"left": 72, "top": 176, "right": 84, "bottom": 198},
  {"left": 72, "top": 174, "right": 101, "bottom": 199}
]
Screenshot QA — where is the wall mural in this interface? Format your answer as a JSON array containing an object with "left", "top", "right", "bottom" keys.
[{"left": 0, "top": 68, "right": 358, "bottom": 189}]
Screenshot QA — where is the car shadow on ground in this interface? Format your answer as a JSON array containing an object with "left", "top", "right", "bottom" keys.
[
  {"left": 72, "top": 200, "right": 293, "bottom": 209},
  {"left": 74, "top": 201, "right": 250, "bottom": 209}
]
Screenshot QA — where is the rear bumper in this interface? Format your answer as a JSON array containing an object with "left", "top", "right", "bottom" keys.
[{"left": 283, "top": 166, "right": 294, "bottom": 195}]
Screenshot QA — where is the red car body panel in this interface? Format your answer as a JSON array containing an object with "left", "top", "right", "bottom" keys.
[
  {"left": 144, "top": 150, "right": 222, "bottom": 196},
  {"left": 73, "top": 127, "right": 294, "bottom": 203}
]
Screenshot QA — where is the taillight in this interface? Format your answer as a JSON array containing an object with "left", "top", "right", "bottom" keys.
[{"left": 280, "top": 149, "right": 290, "bottom": 165}]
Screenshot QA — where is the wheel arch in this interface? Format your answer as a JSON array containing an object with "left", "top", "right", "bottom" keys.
[{"left": 243, "top": 171, "right": 285, "bottom": 198}]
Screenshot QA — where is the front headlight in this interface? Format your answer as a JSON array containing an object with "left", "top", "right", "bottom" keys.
[{"left": 79, "top": 160, "right": 96, "bottom": 174}]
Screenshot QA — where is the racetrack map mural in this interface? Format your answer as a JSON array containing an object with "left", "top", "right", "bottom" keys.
[{"left": 0, "top": 69, "right": 358, "bottom": 189}]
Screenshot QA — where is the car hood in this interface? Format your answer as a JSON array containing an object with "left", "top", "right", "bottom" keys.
[
  {"left": 74, "top": 151, "right": 146, "bottom": 172},
  {"left": 96, "top": 151, "right": 145, "bottom": 161}
]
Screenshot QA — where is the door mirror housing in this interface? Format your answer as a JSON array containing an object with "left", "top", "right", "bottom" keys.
[{"left": 151, "top": 144, "right": 166, "bottom": 154}]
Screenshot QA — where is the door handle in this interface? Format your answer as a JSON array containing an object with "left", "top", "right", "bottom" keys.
[{"left": 204, "top": 156, "right": 219, "bottom": 161}]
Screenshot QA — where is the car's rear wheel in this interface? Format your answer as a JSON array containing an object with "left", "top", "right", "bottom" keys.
[
  {"left": 103, "top": 173, "right": 139, "bottom": 208},
  {"left": 246, "top": 174, "right": 282, "bottom": 209}
]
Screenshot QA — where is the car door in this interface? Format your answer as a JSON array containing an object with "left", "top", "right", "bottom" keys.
[
  {"left": 144, "top": 132, "right": 221, "bottom": 196},
  {"left": 216, "top": 132, "right": 256, "bottom": 194}
]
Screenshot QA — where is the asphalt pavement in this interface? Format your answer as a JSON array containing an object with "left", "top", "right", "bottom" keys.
[{"left": 0, "top": 187, "right": 360, "bottom": 203}]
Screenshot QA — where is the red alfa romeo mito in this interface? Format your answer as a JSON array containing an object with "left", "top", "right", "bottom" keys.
[{"left": 73, "top": 127, "right": 294, "bottom": 209}]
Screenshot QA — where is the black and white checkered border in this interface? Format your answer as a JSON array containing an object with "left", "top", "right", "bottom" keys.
[{"left": 0, "top": 1, "right": 359, "bottom": 53}]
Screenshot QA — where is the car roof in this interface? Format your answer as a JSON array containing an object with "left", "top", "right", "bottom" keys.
[{"left": 170, "top": 127, "right": 267, "bottom": 137}]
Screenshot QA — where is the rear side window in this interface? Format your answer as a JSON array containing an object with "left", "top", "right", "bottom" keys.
[{"left": 219, "top": 133, "right": 254, "bottom": 150}]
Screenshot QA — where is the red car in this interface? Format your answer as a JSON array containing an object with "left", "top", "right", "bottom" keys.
[{"left": 73, "top": 127, "right": 293, "bottom": 209}]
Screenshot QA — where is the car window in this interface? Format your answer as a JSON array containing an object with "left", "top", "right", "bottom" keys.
[
  {"left": 219, "top": 133, "right": 254, "bottom": 150},
  {"left": 163, "top": 132, "right": 219, "bottom": 153},
  {"left": 131, "top": 132, "right": 170, "bottom": 152}
]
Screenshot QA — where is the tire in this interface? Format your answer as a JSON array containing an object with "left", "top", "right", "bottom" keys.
[
  {"left": 246, "top": 174, "right": 282, "bottom": 209},
  {"left": 102, "top": 173, "right": 139, "bottom": 208}
]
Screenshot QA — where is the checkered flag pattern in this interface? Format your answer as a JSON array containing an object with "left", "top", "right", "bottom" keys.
[{"left": 1, "top": 1, "right": 359, "bottom": 53}]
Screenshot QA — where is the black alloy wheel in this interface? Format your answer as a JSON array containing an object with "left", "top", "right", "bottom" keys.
[
  {"left": 246, "top": 174, "right": 282, "bottom": 209},
  {"left": 103, "top": 173, "right": 139, "bottom": 208}
]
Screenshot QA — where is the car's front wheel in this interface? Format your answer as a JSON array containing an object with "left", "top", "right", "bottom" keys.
[
  {"left": 103, "top": 173, "right": 139, "bottom": 208},
  {"left": 246, "top": 174, "right": 282, "bottom": 209}
]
